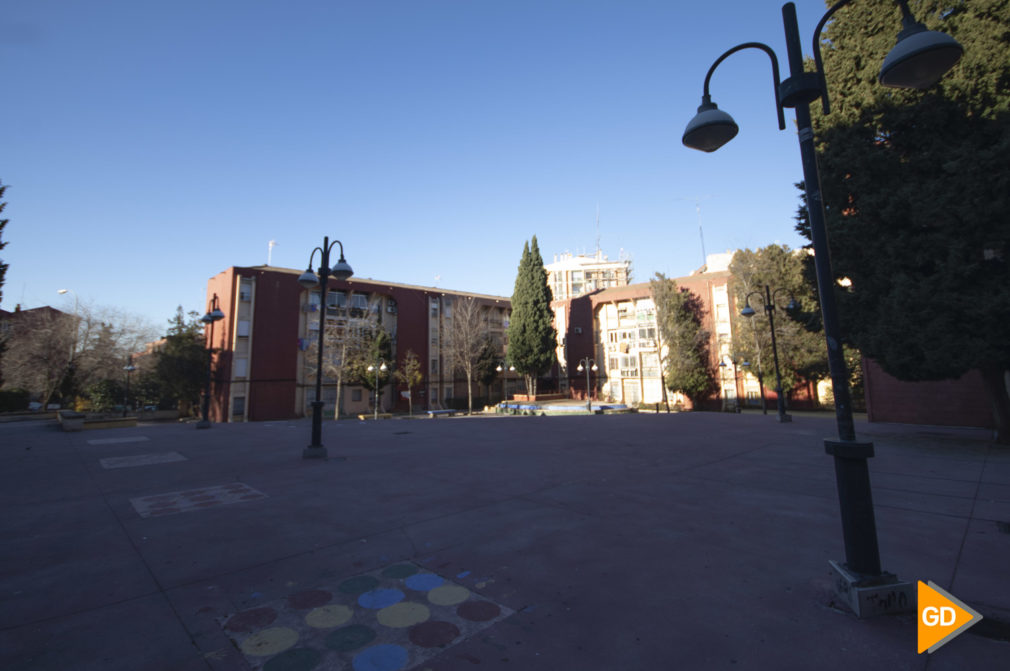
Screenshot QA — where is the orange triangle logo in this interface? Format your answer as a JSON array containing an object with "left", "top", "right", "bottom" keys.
[{"left": 917, "top": 581, "right": 983, "bottom": 654}]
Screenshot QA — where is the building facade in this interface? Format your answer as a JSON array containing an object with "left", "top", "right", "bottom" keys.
[
  {"left": 204, "top": 266, "right": 511, "bottom": 422},
  {"left": 544, "top": 250, "right": 631, "bottom": 301}
]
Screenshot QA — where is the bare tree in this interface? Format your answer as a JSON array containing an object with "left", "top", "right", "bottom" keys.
[
  {"left": 304, "top": 319, "right": 370, "bottom": 419},
  {"left": 444, "top": 296, "right": 488, "bottom": 414},
  {"left": 394, "top": 349, "right": 423, "bottom": 416},
  {"left": 1, "top": 308, "right": 75, "bottom": 406}
]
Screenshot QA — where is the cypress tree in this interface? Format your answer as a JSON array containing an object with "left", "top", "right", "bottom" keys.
[{"left": 506, "top": 236, "right": 557, "bottom": 396}]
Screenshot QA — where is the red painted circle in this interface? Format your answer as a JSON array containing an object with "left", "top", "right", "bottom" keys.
[{"left": 224, "top": 606, "right": 278, "bottom": 632}]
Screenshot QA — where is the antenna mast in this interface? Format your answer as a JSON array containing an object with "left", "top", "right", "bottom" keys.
[{"left": 267, "top": 240, "right": 278, "bottom": 266}]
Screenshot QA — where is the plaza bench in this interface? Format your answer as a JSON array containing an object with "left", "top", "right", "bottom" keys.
[{"left": 425, "top": 409, "right": 457, "bottom": 418}]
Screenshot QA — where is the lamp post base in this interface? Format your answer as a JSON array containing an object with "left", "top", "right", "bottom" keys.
[
  {"left": 828, "top": 560, "right": 913, "bottom": 618},
  {"left": 777, "top": 413, "right": 792, "bottom": 423},
  {"left": 303, "top": 445, "right": 328, "bottom": 459},
  {"left": 196, "top": 420, "right": 212, "bottom": 429}
]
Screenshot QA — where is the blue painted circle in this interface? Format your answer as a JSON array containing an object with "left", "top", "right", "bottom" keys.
[
  {"left": 352, "top": 644, "right": 408, "bottom": 671},
  {"left": 357, "top": 588, "right": 405, "bottom": 610},
  {"left": 404, "top": 573, "right": 444, "bottom": 591}
]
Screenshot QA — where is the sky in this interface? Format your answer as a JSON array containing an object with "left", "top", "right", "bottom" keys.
[{"left": 2, "top": 0, "right": 837, "bottom": 331}]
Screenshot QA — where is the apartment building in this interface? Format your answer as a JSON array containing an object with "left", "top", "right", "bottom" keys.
[
  {"left": 204, "top": 265, "right": 511, "bottom": 422},
  {"left": 544, "top": 250, "right": 631, "bottom": 300}
]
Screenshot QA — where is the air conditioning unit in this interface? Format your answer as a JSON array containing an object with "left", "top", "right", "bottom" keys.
[{"left": 574, "top": 327, "right": 583, "bottom": 334}]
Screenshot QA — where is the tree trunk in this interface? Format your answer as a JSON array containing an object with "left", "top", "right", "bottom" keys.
[
  {"left": 466, "top": 370, "right": 473, "bottom": 415},
  {"left": 980, "top": 367, "right": 1010, "bottom": 445}
]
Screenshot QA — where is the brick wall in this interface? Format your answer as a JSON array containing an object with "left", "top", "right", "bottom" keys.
[{"left": 863, "top": 358, "right": 993, "bottom": 429}]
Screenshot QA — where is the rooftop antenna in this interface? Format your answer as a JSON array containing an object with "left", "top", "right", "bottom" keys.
[
  {"left": 267, "top": 240, "right": 278, "bottom": 266},
  {"left": 676, "top": 195, "right": 715, "bottom": 267},
  {"left": 595, "top": 204, "right": 601, "bottom": 257}
]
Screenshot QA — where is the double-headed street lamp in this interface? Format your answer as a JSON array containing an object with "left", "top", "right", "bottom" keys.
[
  {"left": 576, "top": 358, "right": 598, "bottom": 414},
  {"left": 367, "top": 361, "right": 388, "bottom": 420},
  {"left": 196, "top": 294, "right": 225, "bottom": 429},
  {"left": 123, "top": 357, "right": 136, "bottom": 417},
  {"left": 496, "top": 361, "right": 515, "bottom": 403},
  {"left": 741, "top": 286, "right": 797, "bottom": 423},
  {"left": 298, "top": 237, "right": 353, "bottom": 458},
  {"left": 682, "top": 1, "right": 962, "bottom": 614}
]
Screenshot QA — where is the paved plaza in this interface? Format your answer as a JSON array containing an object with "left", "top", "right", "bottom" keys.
[{"left": 1, "top": 412, "right": 1008, "bottom": 670}]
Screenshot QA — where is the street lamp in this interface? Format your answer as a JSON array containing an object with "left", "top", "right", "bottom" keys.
[
  {"left": 575, "top": 358, "right": 598, "bottom": 413},
  {"left": 196, "top": 294, "right": 225, "bottom": 429},
  {"left": 57, "top": 289, "right": 81, "bottom": 393},
  {"left": 123, "top": 357, "right": 136, "bottom": 417},
  {"left": 367, "top": 361, "right": 388, "bottom": 420},
  {"left": 681, "top": 1, "right": 962, "bottom": 614},
  {"left": 495, "top": 362, "right": 515, "bottom": 405},
  {"left": 299, "top": 237, "right": 353, "bottom": 457},
  {"left": 741, "top": 286, "right": 797, "bottom": 423}
]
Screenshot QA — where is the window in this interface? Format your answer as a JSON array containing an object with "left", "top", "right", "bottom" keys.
[
  {"left": 352, "top": 389, "right": 362, "bottom": 402},
  {"left": 239, "top": 280, "right": 253, "bottom": 302},
  {"left": 431, "top": 359, "right": 438, "bottom": 374},
  {"left": 237, "top": 320, "right": 251, "bottom": 337},
  {"left": 328, "top": 292, "right": 346, "bottom": 309},
  {"left": 234, "top": 358, "right": 248, "bottom": 378},
  {"left": 351, "top": 294, "right": 369, "bottom": 310},
  {"left": 232, "top": 396, "right": 245, "bottom": 415}
]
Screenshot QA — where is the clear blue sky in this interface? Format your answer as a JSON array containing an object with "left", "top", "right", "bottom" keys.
[{"left": 3, "top": 1, "right": 835, "bottom": 330}]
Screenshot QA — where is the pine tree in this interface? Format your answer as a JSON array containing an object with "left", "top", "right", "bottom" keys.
[
  {"left": 506, "top": 237, "right": 557, "bottom": 396},
  {"left": 804, "top": 0, "right": 1010, "bottom": 439}
]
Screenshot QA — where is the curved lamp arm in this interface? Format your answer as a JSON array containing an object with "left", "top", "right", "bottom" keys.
[
  {"left": 812, "top": 0, "right": 854, "bottom": 114},
  {"left": 702, "top": 42, "right": 786, "bottom": 132}
]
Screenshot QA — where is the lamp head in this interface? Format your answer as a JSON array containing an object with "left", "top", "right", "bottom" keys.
[
  {"left": 329, "top": 255, "right": 354, "bottom": 281},
  {"left": 740, "top": 305, "right": 756, "bottom": 318},
  {"left": 577, "top": 364, "right": 584, "bottom": 373},
  {"left": 298, "top": 268, "right": 320, "bottom": 288},
  {"left": 879, "top": 21, "right": 963, "bottom": 89},
  {"left": 682, "top": 96, "right": 739, "bottom": 153},
  {"left": 379, "top": 362, "right": 388, "bottom": 372},
  {"left": 785, "top": 299, "right": 798, "bottom": 312},
  {"left": 591, "top": 364, "right": 598, "bottom": 372}
]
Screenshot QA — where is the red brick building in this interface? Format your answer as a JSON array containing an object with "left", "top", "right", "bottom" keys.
[{"left": 204, "top": 266, "right": 511, "bottom": 422}]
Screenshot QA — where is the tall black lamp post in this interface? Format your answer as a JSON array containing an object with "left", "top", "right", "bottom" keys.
[
  {"left": 123, "top": 357, "right": 136, "bottom": 417},
  {"left": 197, "top": 294, "right": 225, "bottom": 429},
  {"left": 576, "top": 357, "right": 598, "bottom": 413},
  {"left": 367, "top": 360, "right": 388, "bottom": 420},
  {"left": 681, "top": 0, "right": 962, "bottom": 615},
  {"left": 496, "top": 361, "right": 515, "bottom": 407},
  {"left": 741, "top": 286, "right": 797, "bottom": 423},
  {"left": 298, "top": 237, "right": 353, "bottom": 458}
]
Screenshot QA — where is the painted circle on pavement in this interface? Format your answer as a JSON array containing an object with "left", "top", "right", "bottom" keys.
[
  {"left": 376, "top": 602, "right": 430, "bottom": 628},
  {"left": 262, "top": 647, "right": 322, "bottom": 671},
  {"left": 352, "top": 644, "right": 409, "bottom": 671},
  {"left": 224, "top": 606, "right": 278, "bottom": 632},
  {"left": 358, "top": 588, "right": 405, "bottom": 609},
  {"left": 457, "top": 600, "right": 501, "bottom": 622},
  {"left": 404, "top": 573, "right": 444, "bottom": 592},
  {"left": 339, "top": 575, "right": 380, "bottom": 595},
  {"left": 409, "top": 620, "right": 460, "bottom": 648},
  {"left": 286, "top": 590, "right": 332, "bottom": 609},
  {"left": 239, "top": 627, "right": 299, "bottom": 656},
  {"left": 305, "top": 604, "right": 353, "bottom": 629},
  {"left": 325, "top": 624, "right": 377, "bottom": 652},
  {"left": 427, "top": 584, "right": 470, "bottom": 606},
  {"left": 381, "top": 564, "right": 418, "bottom": 579}
]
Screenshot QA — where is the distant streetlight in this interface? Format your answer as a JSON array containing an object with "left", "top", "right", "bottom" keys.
[
  {"left": 741, "top": 286, "right": 797, "bottom": 423},
  {"left": 196, "top": 294, "right": 225, "bottom": 429},
  {"left": 299, "top": 236, "right": 353, "bottom": 457},
  {"left": 681, "top": 0, "right": 962, "bottom": 611},
  {"left": 57, "top": 289, "right": 81, "bottom": 372},
  {"left": 496, "top": 361, "right": 515, "bottom": 404},
  {"left": 576, "top": 358, "right": 598, "bottom": 413},
  {"left": 367, "top": 361, "right": 388, "bottom": 420},
  {"left": 123, "top": 357, "right": 136, "bottom": 417}
]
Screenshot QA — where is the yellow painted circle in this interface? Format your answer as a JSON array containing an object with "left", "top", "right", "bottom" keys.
[
  {"left": 239, "top": 627, "right": 299, "bottom": 656},
  {"left": 305, "top": 604, "right": 353, "bottom": 628},
  {"left": 427, "top": 584, "right": 470, "bottom": 606},
  {"left": 376, "top": 602, "right": 430, "bottom": 628}
]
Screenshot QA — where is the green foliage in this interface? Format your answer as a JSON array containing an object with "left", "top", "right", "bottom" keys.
[
  {"left": 0, "top": 388, "right": 29, "bottom": 412},
  {"left": 729, "top": 246, "right": 828, "bottom": 394},
  {"left": 475, "top": 339, "right": 500, "bottom": 391},
  {"left": 348, "top": 329, "right": 393, "bottom": 392},
  {"left": 85, "top": 379, "right": 125, "bottom": 412},
  {"left": 650, "top": 273, "right": 713, "bottom": 405},
  {"left": 394, "top": 349, "right": 423, "bottom": 415},
  {"left": 803, "top": 0, "right": 1010, "bottom": 436},
  {"left": 154, "top": 306, "right": 208, "bottom": 413},
  {"left": 505, "top": 237, "right": 557, "bottom": 395}
]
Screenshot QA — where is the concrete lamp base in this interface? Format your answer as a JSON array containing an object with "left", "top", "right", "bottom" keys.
[
  {"left": 778, "top": 414, "right": 792, "bottom": 423},
  {"left": 829, "top": 560, "right": 914, "bottom": 618},
  {"left": 196, "top": 420, "right": 211, "bottom": 429},
  {"left": 303, "top": 446, "right": 328, "bottom": 459}
]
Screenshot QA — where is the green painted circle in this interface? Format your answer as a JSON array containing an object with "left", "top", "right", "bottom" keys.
[
  {"left": 239, "top": 627, "right": 299, "bottom": 657},
  {"left": 305, "top": 604, "right": 353, "bottom": 629},
  {"left": 377, "top": 602, "right": 430, "bottom": 628},
  {"left": 325, "top": 624, "right": 377, "bottom": 652},
  {"left": 262, "top": 647, "right": 322, "bottom": 671},
  {"left": 337, "top": 575, "right": 380, "bottom": 595},
  {"left": 428, "top": 584, "right": 470, "bottom": 606},
  {"left": 381, "top": 564, "right": 419, "bottom": 579}
]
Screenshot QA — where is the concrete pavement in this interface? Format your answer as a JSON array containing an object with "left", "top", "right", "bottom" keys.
[{"left": 1, "top": 412, "right": 1007, "bottom": 670}]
